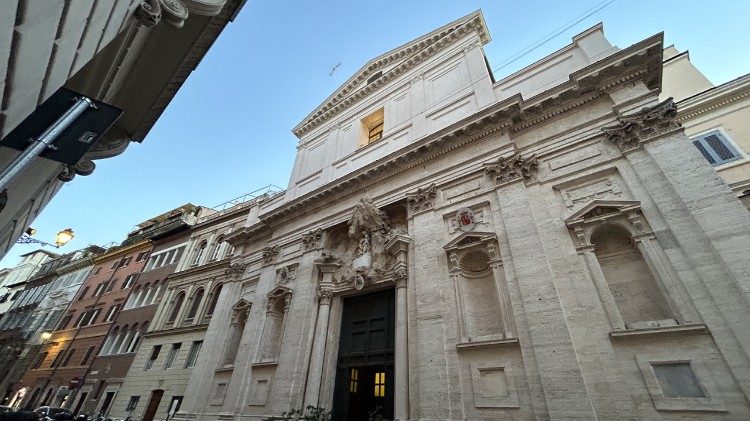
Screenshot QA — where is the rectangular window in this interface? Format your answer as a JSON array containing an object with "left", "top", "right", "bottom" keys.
[
  {"left": 652, "top": 362, "right": 705, "bottom": 398},
  {"left": 349, "top": 368, "right": 358, "bottom": 393},
  {"left": 92, "top": 267, "right": 101, "bottom": 276},
  {"left": 121, "top": 256, "right": 132, "bottom": 267},
  {"left": 77, "top": 286, "right": 89, "bottom": 301},
  {"left": 185, "top": 341, "right": 203, "bottom": 368},
  {"left": 172, "top": 247, "right": 185, "bottom": 264},
  {"left": 125, "top": 396, "right": 140, "bottom": 412},
  {"left": 122, "top": 274, "right": 138, "bottom": 289},
  {"left": 80, "top": 346, "right": 96, "bottom": 365},
  {"left": 111, "top": 261, "right": 120, "bottom": 271},
  {"left": 691, "top": 129, "right": 743, "bottom": 166},
  {"left": 164, "top": 343, "right": 181, "bottom": 369},
  {"left": 93, "top": 283, "right": 107, "bottom": 297},
  {"left": 145, "top": 345, "right": 162, "bottom": 370},
  {"left": 361, "top": 108, "right": 384, "bottom": 146},
  {"left": 33, "top": 352, "right": 48, "bottom": 369},
  {"left": 51, "top": 350, "right": 65, "bottom": 368},
  {"left": 104, "top": 305, "right": 120, "bottom": 322},
  {"left": 61, "top": 348, "right": 76, "bottom": 367},
  {"left": 58, "top": 314, "right": 73, "bottom": 330},
  {"left": 136, "top": 251, "right": 150, "bottom": 262},
  {"left": 106, "top": 279, "right": 116, "bottom": 292},
  {"left": 374, "top": 371, "right": 385, "bottom": 397}
]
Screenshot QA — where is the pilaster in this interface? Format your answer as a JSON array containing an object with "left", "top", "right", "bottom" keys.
[{"left": 486, "top": 157, "right": 595, "bottom": 418}]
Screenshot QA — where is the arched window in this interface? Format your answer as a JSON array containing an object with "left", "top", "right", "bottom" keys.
[
  {"left": 185, "top": 288, "right": 205, "bottom": 320},
  {"left": 204, "top": 284, "right": 223, "bottom": 318},
  {"left": 590, "top": 224, "right": 671, "bottom": 326},
  {"left": 192, "top": 242, "right": 207, "bottom": 266},
  {"left": 210, "top": 236, "right": 225, "bottom": 261},
  {"left": 167, "top": 292, "right": 186, "bottom": 323}
]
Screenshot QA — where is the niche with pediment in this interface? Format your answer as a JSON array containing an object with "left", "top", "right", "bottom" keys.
[
  {"left": 566, "top": 200, "right": 696, "bottom": 331},
  {"left": 258, "top": 286, "right": 292, "bottom": 362},
  {"left": 221, "top": 299, "right": 251, "bottom": 368},
  {"left": 445, "top": 232, "right": 515, "bottom": 344}
]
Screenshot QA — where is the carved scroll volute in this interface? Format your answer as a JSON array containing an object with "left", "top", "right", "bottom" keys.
[{"left": 136, "top": 0, "right": 190, "bottom": 29}]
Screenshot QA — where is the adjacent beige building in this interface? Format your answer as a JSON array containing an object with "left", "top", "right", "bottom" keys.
[
  {"left": 166, "top": 11, "right": 750, "bottom": 420},
  {"left": 107, "top": 196, "right": 266, "bottom": 420},
  {"left": 661, "top": 46, "right": 750, "bottom": 208}
]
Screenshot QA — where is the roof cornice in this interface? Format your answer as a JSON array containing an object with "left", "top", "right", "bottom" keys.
[
  {"left": 259, "top": 33, "right": 663, "bottom": 229},
  {"left": 292, "top": 11, "right": 490, "bottom": 138},
  {"left": 676, "top": 73, "right": 750, "bottom": 121}
]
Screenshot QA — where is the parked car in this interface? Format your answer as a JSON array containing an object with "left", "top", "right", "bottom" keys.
[{"left": 33, "top": 406, "right": 73, "bottom": 419}]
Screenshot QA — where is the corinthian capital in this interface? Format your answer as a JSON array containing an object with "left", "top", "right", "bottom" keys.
[
  {"left": 602, "top": 98, "right": 681, "bottom": 152},
  {"left": 484, "top": 153, "right": 539, "bottom": 186},
  {"left": 406, "top": 184, "right": 437, "bottom": 214}
]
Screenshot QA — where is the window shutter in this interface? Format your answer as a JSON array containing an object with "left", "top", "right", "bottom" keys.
[
  {"left": 704, "top": 134, "right": 739, "bottom": 161},
  {"left": 693, "top": 140, "right": 716, "bottom": 164}
]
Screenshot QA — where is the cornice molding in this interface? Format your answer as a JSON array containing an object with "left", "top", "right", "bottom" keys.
[
  {"left": 168, "top": 257, "right": 230, "bottom": 280},
  {"left": 94, "top": 241, "right": 151, "bottom": 263},
  {"left": 676, "top": 74, "right": 750, "bottom": 122},
  {"left": 293, "top": 12, "right": 490, "bottom": 137},
  {"left": 258, "top": 34, "right": 663, "bottom": 228}
]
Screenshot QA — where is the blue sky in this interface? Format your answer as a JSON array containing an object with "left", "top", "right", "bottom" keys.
[{"left": 3, "top": 0, "right": 749, "bottom": 267}]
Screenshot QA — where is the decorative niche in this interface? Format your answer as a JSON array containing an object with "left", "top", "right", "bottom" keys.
[
  {"left": 257, "top": 286, "right": 292, "bottom": 363},
  {"left": 444, "top": 232, "right": 516, "bottom": 347},
  {"left": 565, "top": 200, "right": 701, "bottom": 334},
  {"left": 219, "top": 299, "right": 251, "bottom": 368}
]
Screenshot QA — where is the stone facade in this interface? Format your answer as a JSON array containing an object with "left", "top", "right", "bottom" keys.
[{"left": 170, "top": 11, "right": 750, "bottom": 421}]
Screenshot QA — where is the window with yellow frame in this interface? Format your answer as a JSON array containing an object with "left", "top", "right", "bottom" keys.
[
  {"left": 374, "top": 371, "right": 385, "bottom": 397},
  {"left": 360, "top": 108, "right": 384, "bottom": 147},
  {"left": 349, "top": 368, "right": 358, "bottom": 393}
]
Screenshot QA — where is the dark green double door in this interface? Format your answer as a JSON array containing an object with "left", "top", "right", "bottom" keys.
[{"left": 332, "top": 289, "right": 394, "bottom": 421}]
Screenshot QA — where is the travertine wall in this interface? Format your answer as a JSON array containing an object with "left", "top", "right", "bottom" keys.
[{"left": 173, "top": 13, "right": 750, "bottom": 421}]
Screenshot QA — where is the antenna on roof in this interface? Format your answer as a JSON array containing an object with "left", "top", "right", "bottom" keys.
[{"left": 329, "top": 62, "right": 341, "bottom": 76}]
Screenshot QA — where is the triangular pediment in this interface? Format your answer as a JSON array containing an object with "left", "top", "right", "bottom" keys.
[
  {"left": 267, "top": 285, "right": 292, "bottom": 298},
  {"left": 443, "top": 231, "right": 497, "bottom": 251},
  {"left": 293, "top": 10, "right": 490, "bottom": 137},
  {"left": 231, "top": 299, "right": 251, "bottom": 311},
  {"left": 564, "top": 200, "right": 641, "bottom": 224}
]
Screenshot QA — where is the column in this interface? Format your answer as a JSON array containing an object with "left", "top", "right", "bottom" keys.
[
  {"left": 386, "top": 233, "right": 411, "bottom": 421},
  {"left": 303, "top": 260, "right": 340, "bottom": 408}
]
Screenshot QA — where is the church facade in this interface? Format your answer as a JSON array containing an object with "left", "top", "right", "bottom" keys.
[{"left": 173, "top": 12, "right": 750, "bottom": 420}]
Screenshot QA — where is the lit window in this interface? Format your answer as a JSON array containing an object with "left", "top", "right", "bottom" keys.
[
  {"left": 374, "top": 372, "right": 385, "bottom": 397},
  {"left": 691, "top": 130, "right": 743, "bottom": 166},
  {"left": 361, "top": 108, "right": 384, "bottom": 147},
  {"left": 349, "top": 368, "right": 358, "bottom": 393}
]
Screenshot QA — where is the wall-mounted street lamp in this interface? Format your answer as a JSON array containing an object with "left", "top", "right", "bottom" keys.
[{"left": 17, "top": 228, "right": 75, "bottom": 248}]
